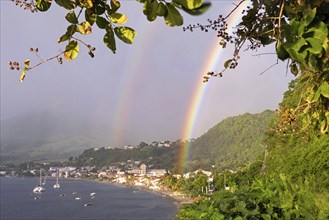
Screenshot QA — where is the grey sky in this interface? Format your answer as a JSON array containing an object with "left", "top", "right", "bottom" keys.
[{"left": 1, "top": 1, "right": 294, "bottom": 146}]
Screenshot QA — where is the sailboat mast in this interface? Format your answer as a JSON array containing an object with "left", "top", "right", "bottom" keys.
[{"left": 39, "top": 169, "right": 42, "bottom": 185}]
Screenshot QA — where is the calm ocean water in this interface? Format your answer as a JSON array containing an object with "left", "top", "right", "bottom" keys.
[{"left": 0, "top": 177, "right": 178, "bottom": 220}]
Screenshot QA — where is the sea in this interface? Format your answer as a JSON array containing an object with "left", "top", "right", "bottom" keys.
[{"left": 0, "top": 177, "right": 178, "bottom": 220}]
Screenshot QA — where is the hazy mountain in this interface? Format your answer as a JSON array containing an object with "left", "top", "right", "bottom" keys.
[
  {"left": 0, "top": 110, "right": 113, "bottom": 163},
  {"left": 188, "top": 110, "right": 275, "bottom": 172}
]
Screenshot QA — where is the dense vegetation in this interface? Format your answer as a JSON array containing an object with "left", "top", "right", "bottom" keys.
[
  {"left": 177, "top": 77, "right": 329, "bottom": 219},
  {"left": 70, "top": 142, "right": 180, "bottom": 170},
  {"left": 188, "top": 110, "right": 274, "bottom": 172}
]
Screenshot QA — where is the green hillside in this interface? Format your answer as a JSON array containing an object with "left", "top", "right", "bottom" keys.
[
  {"left": 178, "top": 78, "right": 329, "bottom": 219},
  {"left": 188, "top": 110, "right": 275, "bottom": 172}
]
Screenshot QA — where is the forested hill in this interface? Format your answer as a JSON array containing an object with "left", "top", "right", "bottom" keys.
[
  {"left": 188, "top": 110, "right": 275, "bottom": 172},
  {"left": 70, "top": 110, "right": 275, "bottom": 172}
]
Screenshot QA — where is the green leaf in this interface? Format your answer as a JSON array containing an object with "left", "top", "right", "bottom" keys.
[
  {"left": 276, "top": 41, "right": 289, "bottom": 61},
  {"left": 64, "top": 40, "right": 79, "bottom": 61},
  {"left": 143, "top": 0, "right": 158, "bottom": 22},
  {"left": 181, "top": 2, "right": 211, "bottom": 16},
  {"left": 320, "top": 119, "right": 328, "bottom": 134},
  {"left": 65, "top": 11, "right": 78, "bottom": 24},
  {"left": 319, "top": 84, "right": 329, "bottom": 98},
  {"left": 95, "top": 5, "right": 105, "bottom": 15},
  {"left": 58, "top": 25, "right": 76, "bottom": 43},
  {"left": 55, "top": 0, "right": 75, "bottom": 10},
  {"left": 76, "top": 21, "right": 92, "bottom": 35},
  {"left": 114, "top": 27, "right": 137, "bottom": 44},
  {"left": 290, "top": 63, "right": 299, "bottom": 76},
  {"left": 164, "top": 4, "right": 183, "bottom": 27},
  {"left": 302, "top": 8, "right": 316, "bottom": 26},
  {"left": 96, "top": 16, "right": 109, "bottom": 29},
  {"left": 173, "top": 0, "right": 203, "bottom": 10},
  {"left": 283, "top": 38, "right": 308, "bottom": 62},
  {"left": 305, "top": 38, "right": 323, "bottom": 54},
  {"left": 224, "top": 59, "right": 232, "bottom": 69},
  {"left": 157, "top": 2, "right": 167, "bottom": 16},
  {"left": 36, "top": 0, "right": 52, "bottom": 11},
  {"left": 109, "top": 0, "right": 121, "bottom": 14},
  {"left": 110, "top": 13, "right": 128, "bottom": 24},
  {"left": 304, "top": 22, "right": 328, "bottom": 45},
  {"left": 85, "top": 8, "right": 97, "bottom": 25},
  {"left": 104, "top": 28, "right": 116, "bottom": 53}
]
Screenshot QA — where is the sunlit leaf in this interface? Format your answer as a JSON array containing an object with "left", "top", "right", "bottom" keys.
[
  {"left": 64, "top": 40, "right": 79, "bottom": 60},
  {"left": 173, "top": 0, "right": 203, "bottom": 10},
  {"left": 104, "top": 28, "right": 116, "bottom": 53},
  {"left": 77, "top": 21, "right": 92, "bottom": 35},
  {"left": 181, "top": 2, "right": 211, "bottom": 16},
  {"left": 319, "top": 83, "right": 329, "bottom": 98},
  {"left": 304, "top": 22, "right": 328, "bottom": 44},
  {"left": 305, "top": 38, "right": 323, "bottom": 54},
  {"left": 164, "top": 4, "right": 183, "bottom": 27},
  {"left": 110, "top": 13, "right": 128, "bottom": 24},
  {"left": 78, "top": 0, "right": 93, "bottom": 8},
  {"left": 20, "top": 71, "right": 26, "bottom": 83},
  {"left": 36, "top": 0, "right": 52, "bottom": 11},
  {"left": 24, "top": 59, "right": 30, "bottom": 68},
  {"left": 65, "top": 11, "right": 78, "bottom": 24},
  {"left": 320, "top": 119, "right": 328, "bottom": 134},
  {"left": 114, "top": 27, "right": 137, "bottom": 44},
  {"left": 55, "top": 0, "right": 76, "bottom": 10}
]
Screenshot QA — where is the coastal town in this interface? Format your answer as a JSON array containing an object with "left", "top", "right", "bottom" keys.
[{"left": 0, "top": 155, "right": 215, "bottom": 203}]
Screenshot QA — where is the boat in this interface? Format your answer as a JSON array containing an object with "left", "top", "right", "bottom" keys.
[
  {"left": 33, "top": 169, "right": 45, "bottom": 193},
  {"left": 53, "top": 170, "right": 60, "bottom": 189},
  {"left": 84, "top": 203, "right": 93, "bottom": 206},
  {"left": 90, "top": 192, "right": 96, "bottom": 197}
]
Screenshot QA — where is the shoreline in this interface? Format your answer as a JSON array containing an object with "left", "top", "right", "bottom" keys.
[
  {"left": 2, "top": 176, "right": 194, "bottom": 206},
  {"left": 93, "top": 179, "right": 194, "bottom": 206}
]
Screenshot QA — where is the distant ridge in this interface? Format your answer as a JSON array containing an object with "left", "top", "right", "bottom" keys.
[{"left": 0, "top": 110, "right": 112, "bottom": 163}]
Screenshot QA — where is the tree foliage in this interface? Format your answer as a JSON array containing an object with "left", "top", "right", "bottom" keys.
[
  {"left": 189, "top": 110, "right": 274, "bottom": 172},
  {"left": 9, "top": 0, "right": 210, "bottom": 81}
]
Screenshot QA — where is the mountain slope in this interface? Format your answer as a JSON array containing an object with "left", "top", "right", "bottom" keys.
[
  {"left": 188, "top": 110, "right": 275, "bottom": 171},
  {"left": 0, "top": 111, "right": 111, "bottom": 163}
]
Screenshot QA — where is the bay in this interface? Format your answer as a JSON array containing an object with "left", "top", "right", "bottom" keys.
[{"left": 0, "top": 177, "right": 178, "bottom": 220}]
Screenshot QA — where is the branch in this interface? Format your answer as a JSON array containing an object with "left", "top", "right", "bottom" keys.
[
  {"left": 27, "top": 51, "right": 64, "bottom": 71},
  {"left": 224, "top": 0, "right": 246, "bottom": 20}
]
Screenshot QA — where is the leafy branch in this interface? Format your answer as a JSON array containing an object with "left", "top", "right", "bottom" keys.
[{"left": 9, "top": 0, "right": 211, "bottom": 82}]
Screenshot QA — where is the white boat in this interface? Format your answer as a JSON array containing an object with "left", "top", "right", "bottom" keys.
[
  {"left": 53, "top": 170, "right": 60, "bottom": 189},
  {"left": 33, "top": 169, "right": 45, "bottom": 193}
]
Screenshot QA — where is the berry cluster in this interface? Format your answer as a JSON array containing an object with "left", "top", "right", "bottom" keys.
[
  {"left": 12, "top": 0, "right": 38, "bottom": 13},
  {"left": 183, "top": 15, "right": 234, "bottom": 49},
  {"left": 87, "top": 45, "right": 96, "bottom": 58},
  {"left": 8, "top": 61, "right": 20, "bottom": 71}
]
